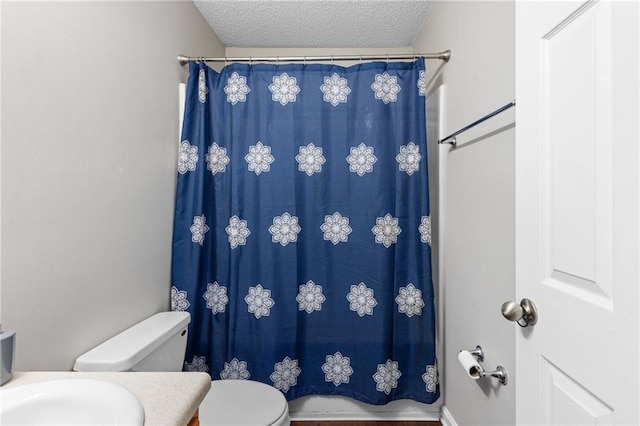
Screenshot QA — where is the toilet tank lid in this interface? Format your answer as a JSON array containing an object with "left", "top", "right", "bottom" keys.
[{"left": 73, "top": 311, "right": 190, "bottom": 372}]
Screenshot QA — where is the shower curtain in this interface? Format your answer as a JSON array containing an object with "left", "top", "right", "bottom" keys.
[{"left": 170, "top": 58, "right": 438, "bottom": 405}]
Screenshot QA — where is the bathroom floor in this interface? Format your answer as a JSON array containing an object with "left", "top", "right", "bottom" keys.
[{"left": 291, "top": 422, "right": 441, "bottom": 425}]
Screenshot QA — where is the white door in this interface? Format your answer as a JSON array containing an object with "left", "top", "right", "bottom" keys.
[{"left": 515, "top": 1, "right": 639, "bottom": 424}]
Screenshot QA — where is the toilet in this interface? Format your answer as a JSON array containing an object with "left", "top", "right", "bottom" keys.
[{"left": 74, "top": 312, "right": 290, "bottom": 426}]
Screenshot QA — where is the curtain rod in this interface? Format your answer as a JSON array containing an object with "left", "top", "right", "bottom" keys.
[
  {"left": 177, "top": 50, "right": 451, "bottom": 66},
  {"left": 438, "top": 100, "right": 516, "bottom": 147}
]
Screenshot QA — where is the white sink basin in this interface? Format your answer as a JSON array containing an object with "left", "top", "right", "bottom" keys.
[{"left": 0, "top": 379, "right": 144, "bottom": 425}]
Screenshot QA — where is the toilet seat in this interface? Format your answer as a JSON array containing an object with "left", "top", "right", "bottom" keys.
[{"left": 198, "top": 380, "right": 290, "bottom": 426}]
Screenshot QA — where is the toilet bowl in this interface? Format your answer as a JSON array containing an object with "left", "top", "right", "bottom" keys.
[
  {"left": 74, "top": 312, "right": 289, "bottom": 426},
  {"left": 198, "top": 380, "right": 289, "bottom": 426}
]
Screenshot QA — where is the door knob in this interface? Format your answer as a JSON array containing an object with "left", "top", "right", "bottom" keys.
[{"left": 501, "top": 298, "right": 538, "bottom": 327}]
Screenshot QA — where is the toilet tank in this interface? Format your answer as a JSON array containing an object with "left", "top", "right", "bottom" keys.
[{"left": 73, "top": 312, "right": 190, "bottom": 372}]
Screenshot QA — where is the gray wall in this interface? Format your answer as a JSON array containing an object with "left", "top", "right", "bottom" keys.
[
  {"left": 1, "top": 1, "right": 224, "bottom": 371},
  {"left": 1, "top": 2, "right": 516, "bottom": 421},
  {"left": 414, "top": 2, "right": 516, "bottom": 425}
]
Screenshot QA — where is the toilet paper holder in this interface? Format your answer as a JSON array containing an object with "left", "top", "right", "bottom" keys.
[
  {"left": 465, "top": 345, "right": 508, "bottom": 385},
  {"left": 468, "top": 345, "right": 484, "bottom": 362}
]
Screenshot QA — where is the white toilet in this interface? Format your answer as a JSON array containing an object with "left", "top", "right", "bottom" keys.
[{"left": 74, "top": 312, "right": 290, "bottom": 426}]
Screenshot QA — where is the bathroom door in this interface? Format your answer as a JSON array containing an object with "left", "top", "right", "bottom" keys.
[{"left": 515, "top": 1, "right": 639, "bottom": 424}]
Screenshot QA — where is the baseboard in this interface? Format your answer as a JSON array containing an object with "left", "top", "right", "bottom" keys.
[
  {"left": 440, "top": 406, "right": 458, "bottom": 426},
  {"left": 288, "top": 395, "right": 441, "bottom": 421}
]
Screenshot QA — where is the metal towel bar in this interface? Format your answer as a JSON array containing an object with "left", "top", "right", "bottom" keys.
[{"left": 438, "top": 100, "right": 516, "bottom": 146}]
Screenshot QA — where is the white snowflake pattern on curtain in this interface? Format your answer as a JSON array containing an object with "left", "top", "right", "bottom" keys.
[
  {"left": 224, "top": 72, "right": 250, "bottom": 104},
  {"left": 205, "top": 143, "right": 230, "bottom": 175},
  {"left": 245, "top": 141, "right": 275, "bottom": 175},
  {"left": 245, "top": 284, "right": 275, "bottom": 319},
  {"left": 371, "top": 72, "right": 401, "bottom": 104},
  {"left": 226, "top": 216, "right": 250, "bottom": 249},
  {"left": 346, "top": 282, "right": 377, "bottom": 317},
  {"left": 346, "top": 143, "right": 377, "bottom": 176},
  {"left": 417, "top": 70, "right": 427, "bottom": 96},
  {"left": 296, "top": 280, "right": 326, "bottom": 313},
  {"left": 190, "top": 215, "right": 209, "bottom": 246},
  {"left": 419, "top": 216, "right": 432, "bottom": 246},
  {"left": 395, "top": 284, "right": 425, "bottom": 317},
  {"left": 198, "top": 70, "right": 208, "bottom": 103},
  {"left": 396, "top": 142, "right": 422, "bottom": 175},
  {"left": 373, "top": 360, "right": 402, "bottom": 394},
  {"left": 203, "top": 282, "right": 228, "bottom": 315},
  {"left": 372, "top": 214, "right": 402, "bottom": 248},
  {"left": 320, "top": 212, "right": 352, "bottom": 245},
  {"left": 320, "top": 73, "right": 351, "bottom": 106},
  {"left": 295, "top": 143, "right": 326, "bottom": 176},
  {"left": 422, "top": 363, "right": 438, "bottom": 393},
  {"left": 269, "top": 73, "right": 300, "bottom": 106},
  {"left": 270, "top": 357, "right": 301, "bottom": 392},
  {"left": 171, "top": 286, "right": 190, "bottom": 312},
  {"left": 321, "top": 352, "right": 354, "bottom": 386},
  {"left": 186, "top": 355, "right": 209, "bottom": 372},
  {"left": 268, "top": 213, "right": 301, "bottom": 246},
  {"left": 220, "top": 358, "right": 251, "bottom": 380},
  {"left": 178, "top": 141, "right": 198, "bottom": 174}
]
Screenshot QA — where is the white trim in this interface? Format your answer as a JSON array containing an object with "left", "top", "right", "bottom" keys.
[
  {"left": 440, "top": 406, "right": 458, "bottom": 426},
  {"left": 289, "top": 412, "right": 441, "bottom": 422},
  {"left": 427, "top": 83, "right": 446, "bottom": 402},
  {"left": 288, "top": 397, "right": 440, "bottom": 421},
  {"left": 178, "top": 82, "right": 186, "bottom": 140},
  {"left": 436, "top": 84, "right": 447, "bottom": 385}
]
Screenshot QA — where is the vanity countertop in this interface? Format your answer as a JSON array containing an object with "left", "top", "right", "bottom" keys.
[{"left": 4, "top": 371, "right": 211, "bottom": 426}]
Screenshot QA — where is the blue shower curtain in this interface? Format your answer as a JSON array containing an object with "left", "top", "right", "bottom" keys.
[{"left": 171, "top": 59, "right": 438, "bottom": 404}]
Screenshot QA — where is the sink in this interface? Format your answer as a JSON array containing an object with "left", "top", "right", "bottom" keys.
[{"left": 0, "top": 379, "right": 144, "bottom": 425}]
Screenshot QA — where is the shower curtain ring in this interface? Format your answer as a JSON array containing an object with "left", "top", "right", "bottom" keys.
[
  {"left": 249, "top": 56, "right": 253, "bottom": 65},
  {"left": 331, "top": 55, "right": 334, "bottom": 63}
]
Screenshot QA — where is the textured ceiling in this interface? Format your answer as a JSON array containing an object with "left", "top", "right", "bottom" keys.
[{"left": 193, "top": 1, "right": 433, "bottom": 48}]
